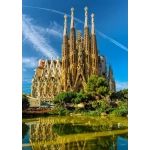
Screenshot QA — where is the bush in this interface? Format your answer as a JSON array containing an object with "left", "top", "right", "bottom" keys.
[
  {"left": 89, "top": 110, "right": 101, "bottom": 116},
  {"left": 53, "top": 91, "right": 77, "bottom": 106},
  {"left": 81, "top": 109, "right": 102, "bottom": 116},
  {"left": 111, "top": 109, "right": 123, "bottom": 116},
  {"left": 96, "top": 100, "right": 111, "bottom": 114},
  {"left": 53, "top": 108, "right": 70, "bottom": 116},
  {"left": 111, "top": 101, "right": 128, "bottom": 116},
  {"left": 74, "top": 107, "right": 81, "bottom": 114}
]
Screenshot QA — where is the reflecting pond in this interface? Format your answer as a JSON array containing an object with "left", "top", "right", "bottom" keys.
[{"left": 22, "top": 116, "right": 128, "bottom": 150}]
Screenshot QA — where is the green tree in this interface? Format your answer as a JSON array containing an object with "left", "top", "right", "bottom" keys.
[
  {"left": 96, "top": 77, "right": 109, "bottom": 96},
  {"left": 98, "top": 100, "right": 111, "bottom": 113},
  {"left": 86, "top": 75, "right": 110, "bottom": 98},
  {"left": 74, "top": 90, "right": 93, "bottom": 104},
  {"left": 22, "top": 94, "right": 30, "bottom": 110},
  {"left": 116, "top": 88, "right": 128, "bottom": 101},
  {"left": 96, "top": 86, "right": 109, "bottom": 96},
  {"left": 53, "top": 91, "right": 76, "bottom": 107},
  {"left": 110, "top": 88, "right": 128, "bottom": 102},
  {"left": 74, "top": 93, "right": 83, "bottom": 104},
  {"left": 92, "top": 101, "right": 99, "bottom": 109},
  {"left": 111, "top": 100, "right": 128, "bottom": 116},
  {"left": 86, "top": 75, "right": 99, "bottom": 94},
  {"left": 82, "top": 91, "right": 94, "bottom": 101},
  {"left": 110, "top": 92, "right": 117, "bottom": 101}
]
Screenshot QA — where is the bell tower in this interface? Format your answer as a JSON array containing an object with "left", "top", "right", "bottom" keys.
[
  {"left": 69, "top": 8, "right": 77, "bottom": 86},
  {"left": 108, "top": 65, "right": 116, "bottom": 92},
  {"left": 91, "top": 13, "right": 99, "bottom": 75},
  {"left": 61, "top": 14, "right": 69, "bottom": 91},
  {"left": 84, "top": 7, "right": 91, "bottom": 80}
]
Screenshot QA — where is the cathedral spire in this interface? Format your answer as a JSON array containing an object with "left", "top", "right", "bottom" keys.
[
  {"left": 108, "top": 64, "right": 116, "bottom": 92},
  {"left": 70, "top": 7, "right": 75, "bottom": 28},
  {"left": 108, "top": 65, "right": 113, "bottom": 79},
  {"left": 63, "top": 15, "right": 67, "bottom": 36},
  {"left": 84, "top": 7, "right": 88, "bottom": 28},
  {"left": 45, "top": 56, "right": 48, "bottom": 68},
  {"left": 91, "top": 13, "right": 95, "bottom": 35}
]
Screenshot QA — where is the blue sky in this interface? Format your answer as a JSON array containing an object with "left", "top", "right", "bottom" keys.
[{"left": 22, "top": 0, "right": 128, "bottom": 93}]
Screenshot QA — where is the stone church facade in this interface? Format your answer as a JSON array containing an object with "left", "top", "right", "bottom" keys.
[{"left": 31, "top": 7, "right": 116, "bottom": 102}]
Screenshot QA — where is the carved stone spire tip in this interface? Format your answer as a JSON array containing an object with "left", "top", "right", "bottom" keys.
[
  {"left": 71, "top": 7, "right": 74, "bottom": 11},
  {"left": 91, "top": 13, "right": 95, "bottom": 17},
  {"left": 64, "top": 14, "right": 67, "bottom": 18},
  {"left": 84, "top": 7, "right": 88, "bottom": 11},
  {"left": 70, "top": 7, "right": 75, "bottom": 28}
]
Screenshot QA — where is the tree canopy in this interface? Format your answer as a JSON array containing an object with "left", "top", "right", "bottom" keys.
[
  {"left": 22, "top": 94, "right": 30, "bottom": 110},
  {"left": 110, "top": 88, "right": 128, "bottom": 101},
  {"left": 74, "top": 93, "right": 84, "bottom": 104},
  {"left": 53, "top": 91, "right": 77, "bottom": 106},
  {"left": 86, "top": 75, "right": 110, "bottom": 97},
  {"left": 51, "top": 75, "right": 128, "bottom": 116}
]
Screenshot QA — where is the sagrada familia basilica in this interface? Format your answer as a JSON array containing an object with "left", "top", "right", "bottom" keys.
[{"left": 31, "top": 7, "right": 116, "bottom": 103}]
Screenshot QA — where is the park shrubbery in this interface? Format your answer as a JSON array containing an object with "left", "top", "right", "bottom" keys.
[
  {"left": 51, "top": 108, "right": 71, "bottom": 116},
  {"left": 52, "top": 75, "right": 128, "bottom": 116},
  {"left": 23, "top": 75, "right": 128, "bottom": 117},
  {"left": 110, "top": 100, "right": 128, "bottom": 116}
]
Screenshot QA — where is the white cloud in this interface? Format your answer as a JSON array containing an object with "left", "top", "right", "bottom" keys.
[
  {"left": 22, "top": 57, "right": 37, "bottom": 68},
  {"left": 46, "top": 21, "right": 63, "bottom": 39},
  {"left": 33, "top": 21, "right": 63, "bottom": 39},
  {"left": 22, "top": 15, "right": 62, "bottom": 59},
  {"left": 116, "top": 81, "right": 128, "bottom": 91},
  {"left": 96, "top": 31, "right": 128, "bottom": 51}
]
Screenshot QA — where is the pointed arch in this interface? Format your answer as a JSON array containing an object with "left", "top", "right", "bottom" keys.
[{"left": 74, "top": 74, "right": 86, "bottom": 92}]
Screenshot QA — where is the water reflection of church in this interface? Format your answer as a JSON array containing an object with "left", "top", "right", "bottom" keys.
[
  {"left": 24, "top": 118, "right": 127, "bottom": 150},
  {"left": 29, "top": 119, "right": 58, "bottom": 149}
]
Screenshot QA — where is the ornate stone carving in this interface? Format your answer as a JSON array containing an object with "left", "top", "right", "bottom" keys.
[{"left": 31, "top": 7, "right": 116, "bottom": 99}]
